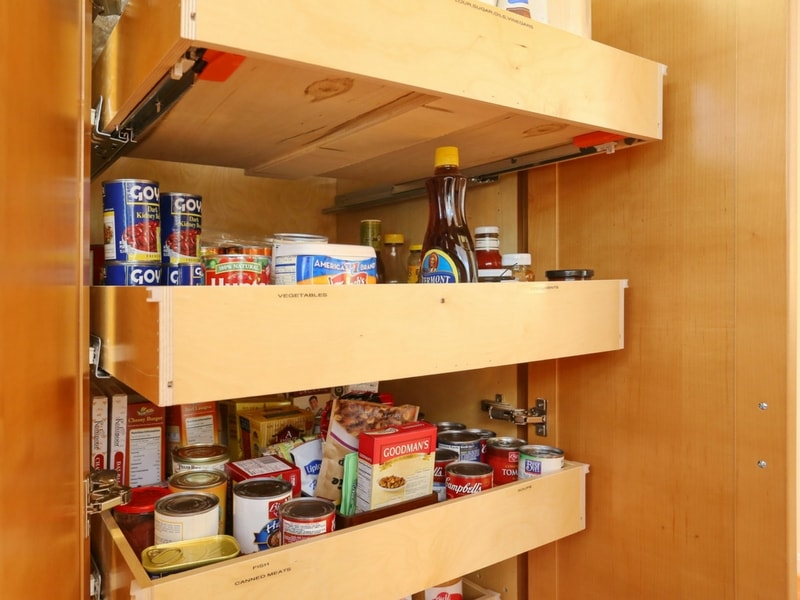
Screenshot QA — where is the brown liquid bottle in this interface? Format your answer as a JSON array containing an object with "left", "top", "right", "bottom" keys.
[{"left": 419, "top": 147, "right": 477, "bottom": 283}]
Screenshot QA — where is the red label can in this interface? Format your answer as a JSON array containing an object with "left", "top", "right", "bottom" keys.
[
  {"left": 445, "top": 461, "right": 493, "bottom": 499},
  {"left": 280, "top": 497, "right": 336, "bottom": 544},
  {"left": 433, "top": 448, "right": 459, "bottom": 501},
  {"left": 202, "top": 254, "right": 268, "bottom": 286},
  {"left": 484, "top": 437, "right": 525, "bottom": 484}
]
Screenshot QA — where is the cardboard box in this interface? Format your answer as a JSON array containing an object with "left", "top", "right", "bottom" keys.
[
  {"left": 166, "top": 402, "right": 220, "bottom": 473},
  {"left": 411, "top": 578, "right": 501, "bottom": 600},
  {"left": 356, "top": 421, "right": 437, "bottom": 513},
  {"left": 107, "top": 382, "right": 128, "bottom": 484},
  {"left": 90, "top": 381, "right": 108, "bottom": 471},
  {"left": 226, "top": 454, "right": 302, "bottom": 497},
  {"left": 218, "top": 395, "right": 292, "bottom": 461},
  {"left": 126, "top": 397, "right": 166, "bottom": 487},
  {"left": 238, "top": 407, "right": 312, "bottom": 459}
]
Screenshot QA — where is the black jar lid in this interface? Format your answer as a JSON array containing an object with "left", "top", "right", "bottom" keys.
[{"left": 545, "top": 269, "right": 595, "bottom": 281}]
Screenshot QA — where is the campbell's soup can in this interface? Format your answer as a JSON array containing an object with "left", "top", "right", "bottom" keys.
[
  {"left": 164, "top": 261, "right": 204, "bottom": 286},
  {"left": 154, "top": 491, "right": 219, "bottom": 544},
  {"left": 168, "top": 470, "right": 228, "bottom": 534},
  {"left": 203, "top": 253, "right": 268, "bottom": 286},
  {"left": 103, "top": 261, "right": 163, "bottom": 286},
  {"left": 433, "top": 448, "right": 459, "bottom": 501},
  {"left": 280, "top": 497, "right": 336, "bottom": 545},
  {"left": 233, "top": 478, "right": 293, "bottom": 553},
  {"left": 102, "top": 179, "right": 161, "bottom": 263},
  {"left": 445, "top": 461, "right": 493, "bottom": 499},
  {"left": 172, "top": 444, "right": 230, "bottom": 474},
  {"left": 484, "top": 437, "right": 525, "bottom": 484},
  {"left": 518, "top": 445, "right": 565, "bottom": 478},
  {"left": 160, "top": 192, "right": 202, "bottom": 264},
  {"left": 437, "top": 430, "right": 482, "bottom": 462},
  {"left": 464, "top": 428, "right": 496, "bottom": 460}
]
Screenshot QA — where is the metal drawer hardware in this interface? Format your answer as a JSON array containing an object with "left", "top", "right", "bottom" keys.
[
  {"left": 85, "top": 469, "right": 131, "bottom": 536},
  {"left": 481, "top": 395, "right": 548, "bottom": 437},
  {"left": 89, "top": 333, "right": 110, "bottom": 378}
]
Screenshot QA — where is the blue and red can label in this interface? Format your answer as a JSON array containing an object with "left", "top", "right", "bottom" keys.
[
  {"left": 102, "top": 179, "right": 161, "bottom": 262},
  {"left": 164, "top": 262, "right": 204, "bottom": 286},
  {"left": 104, "top": 262, "right": 163, "bottom": 286},
  {"left": 160, "top": 192, "right": 202, "bottom": 264}
]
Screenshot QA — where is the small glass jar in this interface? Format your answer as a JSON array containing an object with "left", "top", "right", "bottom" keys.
[
  {"left": 407, "top": 244, "right": 422, "bottom": 283},
  {"left": 545, "top": 269, "right": 594, "bottom": 281},
  {"left": 113, "top": 485, "right": 171, "bottom": 557},
  {"left": 474, "top": 226, "right": 502, "bottom": 269},
  {"left": 502, "top": 253, "right": 535, "bottom": 282}
]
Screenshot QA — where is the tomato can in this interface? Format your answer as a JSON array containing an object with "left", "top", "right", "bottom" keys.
[
  {"left": 154, "top": 491, "right": 220, "bottom": 544},
  {"left": 160, "top": 192, "right": 202, "bottom": 263},
  {"left": 172, "top": 444, "right": 230, "bottom": 473},
  {"left": 484, "top": 437, "right": 525, "bottom": 484},
  {"left": 233, "top": 477, "right": 293, "bottom": 553},
  {"left": 103, "top": 261, "right": 163, "bottom": 286},
  {"left": 102, "top": 179, "right": 161, "bottom": 262},
  {"left": 168, "top": 470, "right": 228, "bottom": 535},
  {"left": 433, "top": 448, "right": 459, "bottom": 501},
  {"left": 164, "top": 261, "right": 204, "bottom": 286},
  {"left": 280, "top": 497, "right": 336, "bottom": 545},
  {"left": 437, "top": 430, "right": 482, "bottom": 462},
  {"left": 445, "top": 461, "right": 493, "bottom": 499},
  {"left": 518, "top": 444, "right": 565, "bottom": 478},
  {"left": 202, "top": 253, "right": 268, "bottom": 286}
]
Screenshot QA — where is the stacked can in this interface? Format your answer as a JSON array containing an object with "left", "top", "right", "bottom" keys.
[
  {"left": 160, "top": 191, "right": 204, "bottom": 285},
  {"left": 102, "top": 179, "right": 164, "bottom": 285}
]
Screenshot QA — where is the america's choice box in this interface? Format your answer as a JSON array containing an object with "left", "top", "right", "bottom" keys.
[{"left": 356, "top": 421, "right": 437, "bottom": 513}]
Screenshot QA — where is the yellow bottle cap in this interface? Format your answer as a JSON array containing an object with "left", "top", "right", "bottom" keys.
[
  {"left": 434, "top": 146, "right": 460, "bottom": 168},
  {"left": 384, "top": 233, "right": 404, "bottom": 244}
]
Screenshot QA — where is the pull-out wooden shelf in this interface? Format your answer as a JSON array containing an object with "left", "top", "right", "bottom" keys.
[
  {"left": 93, "top": 0, "right": 664, "bottom": 190},
  {"left": 90, "top": 280, "right": 627, "bottom": 406},
  {"left": 93, "top": 462, "right": 588, "bottom": 600}
]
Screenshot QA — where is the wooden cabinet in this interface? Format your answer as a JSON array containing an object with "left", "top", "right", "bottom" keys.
[{"left": 90, "top": 2, "right": 663, "bottom": 598}]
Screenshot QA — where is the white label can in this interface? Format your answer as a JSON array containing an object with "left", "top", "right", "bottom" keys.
[
  {"left": 154, "top": 491, "right": 220, "bottom": 545},
  {"left": 233, "top": 478, "right": 293, "bottom": 553},
  {"left": 518, "top": 444, "right": 565, "bottom": 478}
]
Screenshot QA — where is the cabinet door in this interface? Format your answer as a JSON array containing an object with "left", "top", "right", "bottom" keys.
[{"left": 1, "top": 1, "right": 90, "bottom": 599}]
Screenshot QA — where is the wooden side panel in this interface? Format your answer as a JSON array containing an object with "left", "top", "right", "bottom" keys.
[{"left": 527, "top": 0, "right": 794, "bottom": 598}]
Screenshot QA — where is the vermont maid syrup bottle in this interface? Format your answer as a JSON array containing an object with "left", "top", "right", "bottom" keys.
[{"left": 419, "top": 147, "right": 477, "bottom": 283}]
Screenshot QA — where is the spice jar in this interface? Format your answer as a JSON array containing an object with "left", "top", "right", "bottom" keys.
[
  {"left": 407, "top": 244, "right": 422, "bottom": 283},
  {"left": 502, "top": 253, "right": 535, "bottom": 282},
  {"left": 545, "top": 269, "right": 594, "bottom": 281},
  {"left": 113, "top": 485, "right": 171, "bottom": 557},
  {"left": 474, "top": 226, "right": 503, "bottom": 269}
]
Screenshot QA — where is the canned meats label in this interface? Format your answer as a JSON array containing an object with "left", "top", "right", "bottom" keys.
[
  {"left": 420, "top": 249, "right": 459, "bottom": 284},
  {"left": 102, "top": 179, "right": 161, "bottom": 262}
]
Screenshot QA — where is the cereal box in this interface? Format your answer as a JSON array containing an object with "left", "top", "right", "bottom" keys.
[
  {"left": 90, "top": 381, "right": 108, "bottom": 471},
  {"left": 218, "top": 395, "right": 292, "bottom": 460},
  {"left": 166, "top": 402, "right": 220, "bottom": 473},
  {"left": 356, "top": 421, "right": 437, "bottom": 513},
  {"left": 126, "top": 397, "right": 166, "bottom": 487}
]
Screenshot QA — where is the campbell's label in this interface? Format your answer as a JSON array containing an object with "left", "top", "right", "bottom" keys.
[
  {"left": 102, "top": 179, "right": 161, "bottom": 263},
  {"left": 444, "top": 461, "right": 493, "bottom": 499},
  {"left": 420, "top": 249, "right": 460, "bottom": 283}
]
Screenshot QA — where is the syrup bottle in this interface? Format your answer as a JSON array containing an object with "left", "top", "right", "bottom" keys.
[{"left": 419, "top": 147, "right": 477, "bottom": 283}]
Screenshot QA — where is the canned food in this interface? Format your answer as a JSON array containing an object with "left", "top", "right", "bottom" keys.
[
  {"left": 102, "top": 179, "right": 161, "bottom": 262},
  {"left": 160, "top": 192, "right": 202, "bottom": 263},
  {"left": 103, "top": 261, "right": 163, "bottom": 286},
  {"left": 545, "top": 269, "right": 594, "bottom": 281},
  {"left": 154, "top": 492, "right": 220, "bottom": 545},
  {"left": 202, "top": 253, "right": 268, "bottom": 286},
  {"left": 280, "top": 497, "right": 336, "bottom": 545},
  {"left": 172, "top": 444, "right": 230, "bottom": 473},
  {"left": 484, "top": 437, "right": 525, "bottom": 484},
  {"left": 272, "top": 233, "right": 328, "bottom": 244},
  {"left": 272, "top": 242, "right": 377, "bottom": 285},
  {"left": 142, "top": 535, "right": 240, "bottom": 575},
  {"left": 433, "top": 448, "right": 459, "bottom": 501},
  {"left": 435, "top": 421, "right": 466, "bottom": 433},
  {"left": 164, "top": 261, "right": 204, "bottom": 286},
  {"left": 463, "top": 428, "right": 496, "bottom": 460},
  {"left": 518, "top": 444, "right": 565, "bottom": 478},
  {"left": 168, "top": 470, "right": 228, "bottom": 535},
  {"left": 437, "top": 430, "right": 482, "bottom": 462},
  {"left": 445, "top": 461, "right": 493, "bottom": 499},
  {"left": 233, "top": 478, "right": 293, "bottom": 553}
]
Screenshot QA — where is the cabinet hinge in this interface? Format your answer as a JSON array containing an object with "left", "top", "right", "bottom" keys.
[
  {"left": 85, "top": 469, "right": 131, "bottom": 537},
  {"left": 481, "top": 395, "right": 548, "bottom": 437},
  {"left": 89, "top": 333, "right": 110, "bottom": 378}
]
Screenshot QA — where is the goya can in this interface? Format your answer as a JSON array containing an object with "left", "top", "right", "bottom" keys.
[
  {"left": 103, "top": 262, "right": 163, "bottom": 286},
  {"left": 171, "top": 444, "right": 230, "bottom": 474},
  {"left": 233, "top": 478, "right": 293, "bottom": 553},
  {"left": 203, "top": 253, "right": 268, "bottom": 286},
  {"left": 102, "top": 179, "right": 161, "bottom": 262},
  {"left": 168, "top": 470, "right": 228, "bottom": 535},
  {"left": 518, "top": 444, "right": 565, "bottom": 478},
  {"left": 164, "top": 261, "right": 204, "bottom": 286},
  {"left": 160, "top": 192, "right": 202, "bottom": 264},
  {"left": 484, "top": 437, "right": 525, "bottom": 484},
  {"left": 280, "top": 497, "right": 336, "bottom": 545},
  {"left": 437, "top": 430, "right": 482, "bottom": 462},
  {"left": 445, "top": 461, "right": 493, "bottom": 499},
  {"left": 433, "top": 448, "right": 459, "bottom": 501},
  {"left": 154, "top": 491, "right": 220, "bottom": 544}
]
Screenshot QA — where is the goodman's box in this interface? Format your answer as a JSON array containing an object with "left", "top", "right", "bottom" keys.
[{"left": 356, "top": 421, "right": 437, "bottom": 513}]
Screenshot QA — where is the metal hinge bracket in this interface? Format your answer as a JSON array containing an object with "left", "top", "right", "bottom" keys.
[
  {"left": 85, "top": 469, "right": 131, "bottom": 537},
  {"left": 480, "top": 395, "right": 548, "bottom": 437},
  {"left": 89, "top": 333, "right": 110, "bottom": 378}
]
